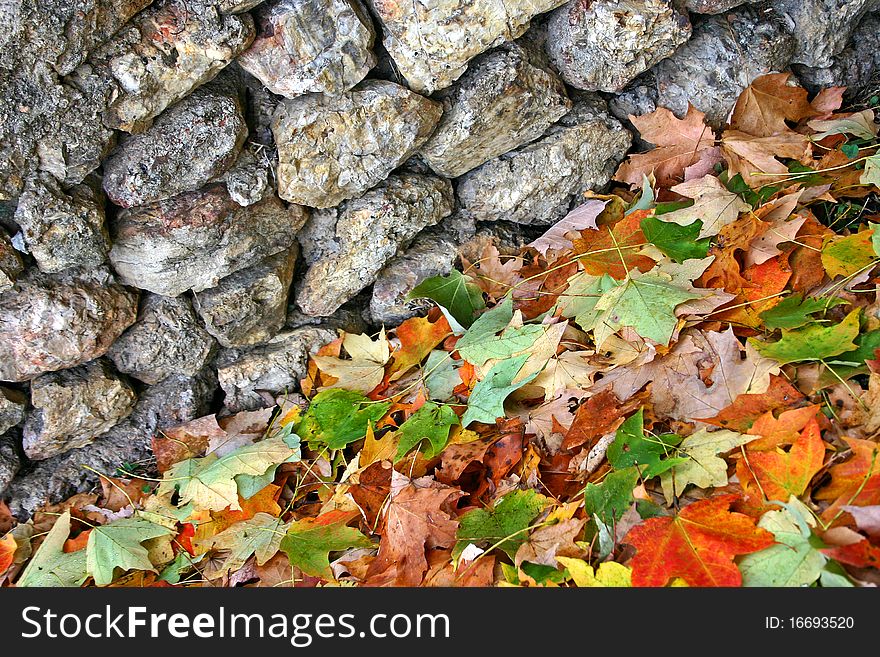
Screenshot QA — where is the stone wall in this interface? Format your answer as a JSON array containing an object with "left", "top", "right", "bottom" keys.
[{"left": 1, "top": 0, "right": 878, "bottom": 517}]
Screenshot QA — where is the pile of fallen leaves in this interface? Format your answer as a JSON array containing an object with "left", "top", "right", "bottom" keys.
[{"left": 5, "top": 73, "right": 880, "bottom": 588}]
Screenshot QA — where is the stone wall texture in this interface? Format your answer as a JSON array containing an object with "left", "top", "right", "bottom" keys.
[{"left": 2, "top": 0, "right": 878, "bottom": 515}]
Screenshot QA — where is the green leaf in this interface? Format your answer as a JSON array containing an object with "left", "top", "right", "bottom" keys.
[
  {"left": 659, "top": 428, "right": 757, "bottom": 504},
  {"left": 423, "top": 350, "right": 460, "bottom": 402},
  {"left": 813, "top": 328, "right": 880, "bottom": 387},
  {"left": 296, "top": 389, "right": 391, "bottom": 451},
  {"left": 583, "top": 467, "right": 640, "bottom": 526},
  {"left": 17, "top": 511, "right": 88, "bottom": 587},
  {"left": 395, "top": 401, "right": 460, "bottom": 462},
  {"left": 871, "top": 221, "right": 880, "bottom": 258},
  {"left": 455, "top": 298, "right": 545, "bottom": 368},
  {"left": 750, "top": 309, "right": 861, "bottom": 365},
  {"left": 640, "top": 216, "right": 710, "bottom": 263},
  {"left": 841, "top": 142, "right": 860, "bottom": 159},
  {"left": 821, "top": 230, "right": 877, "bottom": 278},
  {"left": 739, "top": 498, "right": 826, "bottom": 587},
  {"left": 461, "top": 353, "right": 538, "bottom": 427},
  {"left": 158, "top": 434, "right": 301, "bottom": 511},
  {"left": 520, "top": 561, "right": 568, "bottom": 584},
  {"left": 589, "top": 273, "right": 702, "bottom": 346},
  {"left": 280, "top": 515, "right": 372, "bottom": 580},
  {"left": 203, "top": 513, "right": 289, "bottom": 574},
  {"left": 86, "top": 517, "right": 173, "bottom": 586},
  {"left": 556, "top": 272, "right": 617, "bottom": 330},
  {"left": 860, "top": 153, "right": 880, "bottom": 188},
  {"left": 759, "top": 294, "right": 847, "bottom": 330},
  {"left": 606, "top": 409, "right": 685, "bottom": 478},
  {"left": 454, "top": 490, "right": 549, "bottom": 559},
  {"left": 409, "top": 270, "right": 486, "bottom": 328}
]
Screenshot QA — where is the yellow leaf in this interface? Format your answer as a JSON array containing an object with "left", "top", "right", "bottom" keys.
[
  {"left": 558, "top": 557, "right": 632, "bottom": 587},
  {"left": 313, "top": 328, "right": 391, "bottom": 394}
]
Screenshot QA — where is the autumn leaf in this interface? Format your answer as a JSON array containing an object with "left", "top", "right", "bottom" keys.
[
  {"left": 409, "top": 270, "right": 486, "bottom": 329},
  {"left": 815, "top": 438, "right": 880, "bottom": 520},
  {"left": 614, "top": 105, "right": 718, "bottom": 188},
  {"left": 821, "top": 229, "right": 877, "bottom": 278},
  {"left": 571, "top": 211, "right": 655, "bottom": 280},
  {"left": 640, "top": 215, "right": 710, "bottom": 263},
  {"left": 280, "top": 511, "right": 372, "bottom": 580},
  {"left": 700, "top": 374, "right": 805, "bottom": 432},
  {"left": 528, "top": 200, "right": 607, "bottom": 256},
  {"left": 557, "top": 558, "right": 632, "bottom": 587},
  {"left": 17, "top": 511, "right": 87, "bottom": 588},
  {"left": 366, "top": 476, "right": 463, "bottom": 586},
  {"left": 561, "top": 389, "right": 631, "bottom": 451},
  {"left": 654, "top": 175, "right": 750, "bottom": 238},
  {"left": 395, "top": 401, "right": 459, "bottom": 462},
  {"left": 455, "top": 298, "right": 546, "bottom": 369},
  {"left": 750, "top": 309, "right": 861, "bottom": 365},
  {"left": 721, "top": 130, "right": 811, "bottom": 185},
  {"left": 729, "top": 73, "right": 816, "bottom": 138},
  {"left": 86, "top": 517, "right": 173, "bottom": 586},
  {"left": 625, "top": 495, "right": 774, "bottom": 587},
  {"left": 821, "top": 539, "right": 880, "bottom": 568},
  {"left": 313, "top": 329, "right": 391, "bottom": 394},
  {"left": 759, "top": 294, "right": 847, "bottom": 330},
  {"left": 461, "top": 353, "right": 538, "bottom": 427},
  {"left": 584, "top": 467, "right": 640, "bottom": 527},
  {"left": 462, "top": 243, "right": 524, "bottom": 301},
  {"left": 388, "top": 313, "right": 451, "bottom": 379},
  {"left": 296, "top": 389, "right": 391, "bottom": 450},
  {"left": 200, "top": 513, "right": 289, "bottom": 575},
  {"left": 0, "top": 532, "right": 15, "bottom": 574},
  {"left": 454, "top": 489, "right": 549, "bottom": 560},
  {"left": 606, "top": 409, "right": 686, "bottom": 478}
]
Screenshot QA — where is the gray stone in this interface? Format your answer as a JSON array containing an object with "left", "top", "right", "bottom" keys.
[
  {"left": 0, "top": 387, "right": 26, "bottom": 435},
  {"left": 89, "top": 0, "right": 255, "bottom": 133},
  {"left": 609, "top": 6, "right": 796, "bottom": 126},
  {"left": 368, "top": 0, "right": 568, "bottom": 93},
  {"left": 109, "top": 185, "right": 307, "bottom": 296},
  {"left": 0, "top": 267, "right": 138, "bottom": 382},
  {"left": 682, "top": 0, "right": 755, "bottom": 13},
  {"left": 102, "top": 75, "right": 248, "bottom": 207},
  {"left": 221, "top": 149, "right": 273, "bottom": 206},
  {"left": 370, "top": 214, "right": 477, "bottom": 325},
  {"left": 238, "top": 63, "right": 281, "bottom": 149},
  {"left": 0, "top": 231, "right": 23, "bottom": 293},
  {"left": 1, "top": 0, "right": 151, "bottom": 76},
  {"left": 238, "top": 0, "right": 376, "bottom": 98},
  {"left": 286, "top": 297, "right": 370, "bottom": 335},
  {"left": 419, "top": 42, "right": 571, "bottom": 178},
  {"left": 215, "top": 327, "right": 336, "bottom": 411},
  {"left": 793, "top": 13, "right": 880, "bottom": 100},
  {"left": 273, "top": 80, "right": 442, "bottom": 208},
  {"left": 108, "top": 294, "right": 217, "bottom": 385},
  {"left": 13, "top": 174, "right": 110, "bottom": 273},
  {"left": 194, "top": 247, "right": 297, "bottom": 347},
  {"left": 4, "top": 368, "right": 217, "bottom": 519},
  {"left": 0, "top": 432, "right": 21, "bottom": 496},
  {"left": 296, "top": 174, "right": 455, "bottom": 316},
  {"left": 0, "top": 62, "right": 116, "bottom": 200},
  {"left": 456, "top": 97, "right": 631, "bottom": 225},
  {"left": 545, "top": 0, "right": 691, "bottom": 93},
  {"left": 22, "top": 360, "right": 137, "bottom": 460},
  {"left": 775, "top": 0, "right": 878, "bottom": 68}
]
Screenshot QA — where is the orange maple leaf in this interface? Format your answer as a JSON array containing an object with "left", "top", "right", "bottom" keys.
[
  {"left": 614, "top": 105, "right": 719, "bottom": 188},
  {"left": 729, "top": 73, "right": 817, "bottom": 138},
  {"left": 625, "top": 494, "right": 774, "bottom": 587},
  {"left": 737, "top": 416, "right": 826, "bottom": 503},
  {"left": 816, "top": 437, "right": 880, "bottom": 522},
  {"left": 571, "top": 210, "right": 654, "bottom": 279},
  {"left": 821, "top": 538, "right": 880, "bottom": 568},
  {"left": 700, "top": 374, "right": 805, "bottom": 432},
  {"left": 0, "top": 532, "right": 16, "bottom": 573},
  {"left": 388, "top": 312, "right": 451, "bottom": 380}
]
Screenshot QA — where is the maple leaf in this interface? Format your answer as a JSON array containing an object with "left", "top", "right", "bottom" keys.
[
  {"left": 409, "top": 270, "right": 486, "bottom": 329},
  {"left": 614, "top": 105, "right": 718, "bottom": 188},
  {"left": 461, "top": 353, "right": 538, "bottom": 427},
  {"left": 280, "top": 511, "right": 372, "bottom": 580},
  {"left": 528, "top": 199, "right": 607, "bottom": 256},
  {"left": 461, "top": 243, "right": 524, "bottom": 301},
  {"left": 759, "top": 294, "right": 847, "bottom": 330},
  {"left": 395, "top": 401, "right": 459, "bottom": 462},
  {"left": 157, "top": 434, "right": 300, "bottom": 512},
  {"left": 606, "top": 409, "right": 686, "bottom": 478},
  {"left": 388, "top": 313, "right": 451, "bottom": 380},
  {"left": 313, "top": 329, "right": 391, "bottom": 394},
  {"left": 737, "top": 417, "right": 826, "bottom": 503},
  {"left": 17, "top": 511, "right": 87, "bottom": 587},
  {"left": 808, "top": 109, "right": 879, "bottom": 141},
  {"left": 514, "top": 517, "right": 586, "bottom": 568},
  {"left": 729, "top": 73, "right": 816, "bottom": 138},
  {"left": 655, "top": 175, "right": 750, "bottom": 238},
  {"left": 366, "top": 476, "right": 463, "bottom": 586},
  {"left": 750, "top": 309, "right": 861, "bottom": 365},
  {"left": 700, "top": 374, "right": 805, "bottom": 432},
  {"left": 557, "top": 558, "right": 632, "bottom": 587},
  {"left": 584, "top": 467, "right": 640, "bottom": 527},
  {"left": 745, "top": 214, "right": 807, "bottom": 268},
  {"left": 0, "top": 532, "right": 15, "bottom": 574},
  {"left": 561, "top": 389, "right": 631, "bottom": 451},
  {"left": 821, "top": 538, "right": 880, "bottom": 569},
  {"left": 721, "top": 129, "right": 811, "bottom": 185},
  {"left": 640, "top": 215, "right": 710, "bottom": 263},
  {"left": 530, "top": 349, "right": 601, "bottom": 402},
  {"left": 815, "top": 437, "right": 880, "bottom": 520},
  {"left": 86, "top": 517, "right": 173, "bottom": 586},
  {"left": 571, "top": 211, "right": 655, "bottom": 280},
  {"left": 455, "top": 298, "right": 546, "bottom": 369},
  {"left": 200, "top": 513, "right": 289, "bottom": 575},
  {"left": 422, "top": 349, "right": 461, "bottom": 402},
  {"left": 625, "top": 495, "right": 774, "bottom": 587},
  {"left": 659, "top": 428, "right": 756, "bottom": 503},
  {"left": 739, "top": 498, "right": 828, "bottom": 587},
  {"left": 454, "top": 490, "right": 549, "bottom": 560},
  {"left": 821, "top": 229, "right": 877, "bottom": 278},
  {"left": 296, "top": 389, "right": 391, "bottom": 450}
]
